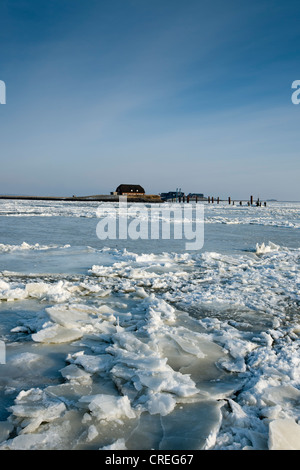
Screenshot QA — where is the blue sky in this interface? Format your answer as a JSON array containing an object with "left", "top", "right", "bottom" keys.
[{"left": 0, "top": 0, "right": 300, "bottom": 200}]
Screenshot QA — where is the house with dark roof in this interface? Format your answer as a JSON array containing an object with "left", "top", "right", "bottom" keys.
[{"left": 116, "top": 184, "right": 145, "bottom": 195}]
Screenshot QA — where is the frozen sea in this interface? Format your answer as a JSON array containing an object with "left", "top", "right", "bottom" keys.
[{"left": 0, "top": 199, "right": 300, "bottom": 450}]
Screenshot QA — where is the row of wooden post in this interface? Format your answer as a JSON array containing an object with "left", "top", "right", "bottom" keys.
[
  {"left": 207, "top": 195, "right": 267, "bottom": 206},
  {"left": 175, "top": 195, "right": 198, "bottom": 203},
  {"left": 171, "top": 195, "right": 267, "bottom": 206}
]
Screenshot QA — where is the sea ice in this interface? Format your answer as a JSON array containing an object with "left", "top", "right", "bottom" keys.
[
  {"left": 73, "top": 353, "right": 113, "bottom": 374},
  {"left": 8, "top": 388, "right": 66, "bottom": 434},
  {"left": 59, "top": 364, "right": 91, "bottom": 384},
  {"left": 45, "top": 305, "right": 91, "bottom": 327},
  {"left": 159, "top": 401, "right": 224, "bottom": 450},
  {"left": 269, "top": 418, "right": 300, "bottom": 450},
  {"left": 143, "top": 392, "right": 176, "bottom": 416},
  {"left": 0, "top": 433, "right": 48, "bottom": 450},
  {"left": 32, "top": 324, "right": 83, "bottom": 343},
  {"left": 256, "top": 242, "right": 280, "bottom": 255},
  {"left": 0, "top": 421, "right": 14, "bottom": 443},
  {"left": 78, "top": 394, "right": 136, "bottom": 421},
  {"left": 1, "top": 203, "right": 300, "bottom": 450}
]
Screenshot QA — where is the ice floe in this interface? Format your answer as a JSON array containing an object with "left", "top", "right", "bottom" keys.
[{"left": 0, "top": 205, "right": 299, "bottom": 449}]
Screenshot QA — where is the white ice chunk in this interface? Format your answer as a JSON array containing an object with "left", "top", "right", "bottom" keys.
[
  {"left": 0, "top": 280, "right": 10, "bottom": 290},
  {"left": 87, "top": 424, "right": 98, "bottom": 442},
  {"left": 263, "top": 384, "right": 300, "bottom": 407},
  {"left": 60, "top": 364, "right": 91, "bottom": 384},
  {"left": 98, "top": 305, "right": 116, "bottom": 315},
  {"left": 256, "top": 242, "right": 280, "bottom": 255},
  {"left": 45, "top": 305, "right": 90, "bottom": 328},
  {"left": 145, "top": 296, "right": 177, "bottom": 329},
  {"left": 9, "top": 388, "right": 66, "bottom": 434},
  {"left": 146, "top": 392, "right": 176, "bottom": 416},
  {"left": 0, "top": 433, "right": 48, "bottom": 450},
  {"left": 269, "top": 418, "right": 300, "bottom": 450},
  {"left": 134, "top": 287, "right": 149, "bottom": 298},
  {"left": 25, "top": 281, "right": 76, "bottom": 302},
  {"left": 79, "top": 394, "right": 136, "bottom": 421},
  {"left": 217, "top": 356, "right": 246, "bottom": 373},
  {"left": 74, "top": 354, "right": 113, "bottom": 374},
  {"left": 0, "top": 280, "right": 27, "bottom": 301},
  {"left": 167, "top": 330, "right": 206, "bottom": 358},
  {"left": 32, "top": 324, "right": 83, "bottom": 343},
  {"left": 137, "top": 369, "right": 197, "bottom": 397}
]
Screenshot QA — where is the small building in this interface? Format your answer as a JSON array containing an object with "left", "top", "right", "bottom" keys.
[
  {"left": 188, "top": 193, "right": 204, "bottom": 198},
  {"left": 188, "top": 193, "right": 205, "bottom": 200},
  {"left": 160, "top": 191, "right": 184, "bottom": 201},
  {"left": 116, "top": 184, "right": 145, "bottom": 195}
]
